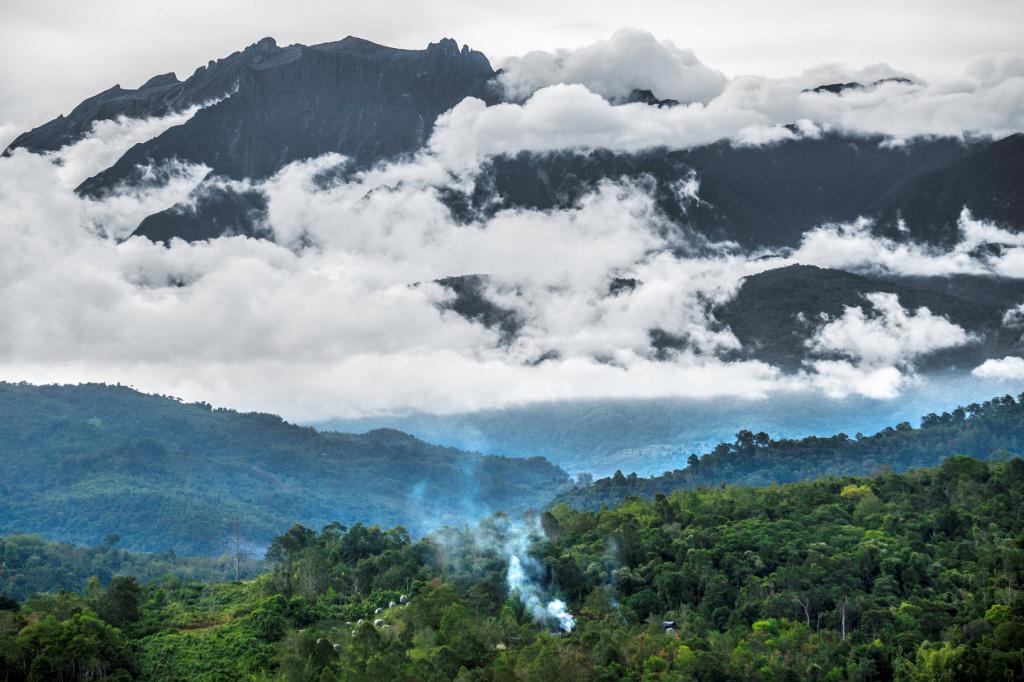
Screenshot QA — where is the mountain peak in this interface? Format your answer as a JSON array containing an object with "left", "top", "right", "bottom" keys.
[{"left": 140, "top": 72, "right": 180, "bottom": 89}]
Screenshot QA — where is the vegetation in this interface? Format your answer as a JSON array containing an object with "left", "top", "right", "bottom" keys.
[
  {"left": 0, "top": 382, "right": 571, "bottom": 554},
  {"left": 0, "top": 533, "right": 264, "bottom": 602},
  {"left": 3, "top": 457, "right": 1022, "bottom": 680},
  {"left": 556, "top": 392, "right": 1024, "bottom": 511},
  {"left": 715, "top": 265, "right": 1024, "bottom": 371}
]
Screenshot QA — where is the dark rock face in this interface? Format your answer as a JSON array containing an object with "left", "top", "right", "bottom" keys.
[
  {"left": 442, "top": 134, "right": 1011, "bottom": 248},
  {"left": 802, "top": 77, "right": 914, "bottom": 94},
  {"left": 8, "top": 36, "right": 497, "bottom": 198},
  {"left": 429, "top": 275, "right": 523, "bottom": 344},
  {"left": 133, "top": 185, "right": 270, "bottom": 243},
  {"left": 623, "top": 88, "right": 679, "bottom": 108},
  {"left": 5, "top": 37, "right": 283, "bottom": 155},
  {"left": 79, "top": 37, "right": 496, "bottom": 196}
]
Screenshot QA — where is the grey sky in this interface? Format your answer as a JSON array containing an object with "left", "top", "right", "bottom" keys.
[{"left": 1, "top": 0, "right": 1022, "bottom": 128}]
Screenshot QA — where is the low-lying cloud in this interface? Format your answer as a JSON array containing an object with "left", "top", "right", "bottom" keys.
[
  {"left": 498, "top": 29, "right": 728, "bottom": 104},
  {"left": 433, "top": 39, "right": 1023, "bottom": 165},
  {"left": 809, "top": 292, "right": 974, "bottom": 367},
  {"left": 804, "top": 293, "right": 975, "bottom": 399},
  {"left": 2, "top": 39, "right": 1024, "bottom": 421}
]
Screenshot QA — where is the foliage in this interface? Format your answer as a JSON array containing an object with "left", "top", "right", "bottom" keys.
[
  {"left": 3, "top": 458, "right": 1022, "bottom": 680},
  {"left": 556, "top": 393, "right": 1024, "bottom": 510},
  {"left": 0, "top": 382, "right": 571, "bottom": 554},
  {"left": 0, "top": 533, "right": 264, "bottom": 601}
]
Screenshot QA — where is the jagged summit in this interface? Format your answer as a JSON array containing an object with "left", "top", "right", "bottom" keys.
[
  {"left": 5, "top": 37, "right": 1020, "bottom": 250},
  {"left": 802, "top": 76, "right": 915, "bottom": 94},
  {"left": 4, "top": 34, "right": 497, "bottom": 171}
]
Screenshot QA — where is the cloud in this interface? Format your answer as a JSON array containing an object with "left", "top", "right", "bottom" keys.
[
  {"left": 498, "top": 29, "right": 728, "bottom": 104},
  {"left": 806, "top": 361, "right": 907, "bottom": 400},
  {"left": 431, "top": 49, "right": 1024, "bottom": 165},
  {"left": 790, "top": 210, "right": 1024, "bottom": 278},
  {"left": 802, "top": 292, "right": 974, "bottom": 399},
  {"left": 1, "top": 81, "right": 1023, "bottom": 421},
  {"left": 44, "top": 101, "right": 218, "bottom": 188},
  {"left": 808, "top": 292, "right": 974, "bottom": 366},
  {"left": 973, "top": 355, "right": 1024, "bottom": 380}
]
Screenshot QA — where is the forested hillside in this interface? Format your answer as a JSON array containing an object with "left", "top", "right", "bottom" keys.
[
  {"left": 2, "top": 458, "right": 1022, "bottom": 680},
  {"left": 0, "top": 383, "right": 570, "bottom": 554},
  {"left": 556, "top": 392, "right": 1024, "bottom": 511},
  {"left": 0, "top": 534, "right": 264, "bottom": 602}
]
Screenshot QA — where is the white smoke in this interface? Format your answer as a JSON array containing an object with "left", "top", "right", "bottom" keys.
[{"left": 503, "top": 519, "right": 576, "bottom": 633}]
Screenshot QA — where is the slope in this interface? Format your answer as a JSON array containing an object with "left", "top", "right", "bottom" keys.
[{"left": 0, "top": 383, "right": 570, "bottom": 554}]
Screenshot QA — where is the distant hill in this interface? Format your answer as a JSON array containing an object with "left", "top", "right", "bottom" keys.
[
  {"left": 554, "top": 391, "right": 1024, "bottom": 510},
  {"left": 0, "top": 383, "right": 570, "bottom": 554},
  {"left": 715, "top": 264, "right": 1024, "bottom": 370}
]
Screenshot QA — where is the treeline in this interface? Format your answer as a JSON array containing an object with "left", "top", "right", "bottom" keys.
[
  {"left": 2, "top": 457, "right": 1022, "bottom": 680},
  {"left": 0, "top": 534, "right": 264, "bottom": 602},
  {"left": 557, "top": 393, "right": 1024, "bottom": 511},
  {"left": 0, "top": 382, "right": 571, "bottom": 554}
]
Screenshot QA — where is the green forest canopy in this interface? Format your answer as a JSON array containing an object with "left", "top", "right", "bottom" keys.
[
  {"left": 0, "top": 382, "right": 571, "bottom": 554},
  {"left": 2, "top": 457, "right": 1022, "bottom": 680},
  {"left": 557, "top": 392, "right": 1024, "bottom": 511}
]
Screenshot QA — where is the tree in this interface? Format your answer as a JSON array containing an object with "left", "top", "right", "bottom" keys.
[{"left": 93, "top": 576, "right": 143, "bottom": 628}]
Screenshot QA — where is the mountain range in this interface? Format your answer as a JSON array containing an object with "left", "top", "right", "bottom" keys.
[{"left": 5, "top": 35, "right": 1022, "bottom": 249}]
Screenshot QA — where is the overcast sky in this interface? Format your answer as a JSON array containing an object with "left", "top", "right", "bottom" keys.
[{"left": 2, "top": 0, "right": 1022, "bottom": 127}]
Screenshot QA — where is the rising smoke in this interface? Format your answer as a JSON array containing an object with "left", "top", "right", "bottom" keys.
[{"left": 503, "top": 518, "right": 576, "bottom": 633}]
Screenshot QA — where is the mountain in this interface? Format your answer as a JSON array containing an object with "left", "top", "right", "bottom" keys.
[
  {"left": 0, "top": 383, "right": 570, "bottom": 554},
  {"left": 448, "top": 134, "right": 1021, "bottom": 248},
  {"left": 428, "top": 264, "right": 1024, "bottom": 374},
  {"left": 4, "top": 42, "right": 265, "bottom": 155},
  {"left": 714, "top": 264, "right": 1024, "bottom": 370},
  {"left": 554, "top": 391, "right": 1024, "bottom": 510},
  {"left": 4, "top": 35, "right": 496, "bottom": 197},
  {"left": 84, "top": 37, "right": 493, "bottom": 197},
  {"left": 0, "top": 533, "right": 264, "bottom": 601},
  {"left": 6, "top": 36, "right": 1022, "bottom": 247}
]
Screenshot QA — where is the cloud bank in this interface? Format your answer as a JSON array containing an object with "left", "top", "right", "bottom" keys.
[
  {"left": 2, "top": 38, "right": 1024, "bottom": 421},
  {"left": 433, "top": 41, "right": 1024, "bottom": 165}
]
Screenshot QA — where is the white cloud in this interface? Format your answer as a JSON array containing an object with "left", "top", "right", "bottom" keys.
[
  {"left": 800, "top": 292, "right": 975, "bottom": 399},
  {"left": 431, "top": 49, "right": 1024, "bottom": 165},
  {"left": 790, "top": 210, "right": 1024, "bottom": 278},
  {"left": 808, "top": 292, "right": 974, "bottom": 366},
  {"left": 973, "top": 355, "right": 1024, "bottom": 380},
  {"left": 806, "top": 360, "right": 907, "bottom": 400},
  {"left": 1, "top": 73, "right": 1023, "bottom": 421},
  {"left": 498, "top": 29, "right": 727, "bottom": 104},
  {"left": 44, "top": 98, "right": 223, "bottom": 188}
]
